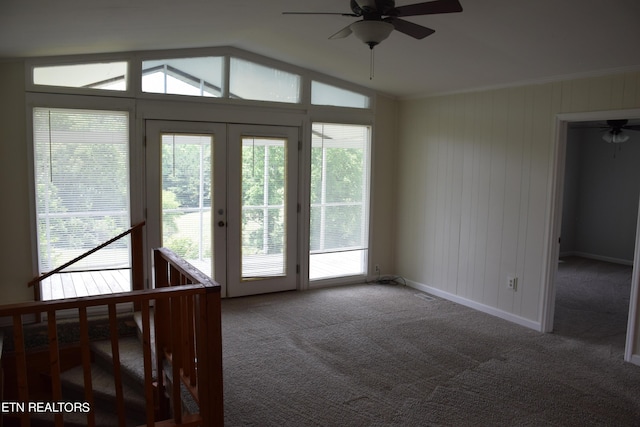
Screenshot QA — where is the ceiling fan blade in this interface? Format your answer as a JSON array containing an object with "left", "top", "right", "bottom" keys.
[
  {"left": 392, "top": 0, "right": 463, "bottom": 17},
  {"left": 282, "top": 12, "right": 358, "bottom": 17},
  {"left": 329, "top": 24, "right": 353, "bottom": 39},
  {"left": 385, "top": 17, "right": 435, "bottom": 39},
  {"left": 625, "top": 125, "right": 640, "bottom": 131}
]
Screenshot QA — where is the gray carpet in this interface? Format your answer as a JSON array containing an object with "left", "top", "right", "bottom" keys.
[
  {"left": 554, "top": 256, "right": 632, "bottom": 359},
  {"left": 221, "top": 283, "right": 640, "bottom": 426}
]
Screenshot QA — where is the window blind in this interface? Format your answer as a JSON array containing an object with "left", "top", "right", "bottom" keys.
[
  {"left": 33, "top": 108, "right": 130, "bottom": 272},
  {"left": 161, "top": 133, "right": 213, "bottom": 277},
  {"left": 310, "top": 123, "right": 371, "bottom": 280},
  {"left": 241, "top": 137, "right": 287, "bottom": 278}
]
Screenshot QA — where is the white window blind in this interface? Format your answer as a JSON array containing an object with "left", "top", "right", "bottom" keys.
[
  {"left": 33, "top": 108, "right": 130, "bottom": 273},
  {"left": 161, "top": 133, "right": 213, "bottom": 277},
  {"left": 310, "top": 123, "right": 371, "bottom": 280},
  {"left": 241, "top": 137, "right": 287, "bottom": 278}
]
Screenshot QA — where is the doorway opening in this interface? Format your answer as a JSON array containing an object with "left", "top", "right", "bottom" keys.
[{"left": 543, "top": 109, "right": 640, "bottom": 364}]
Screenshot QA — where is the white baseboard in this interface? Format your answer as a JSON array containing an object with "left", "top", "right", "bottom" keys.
[
  {"left": 628, "top": 354, "right": 640, "bottom": 367},
  {"left": 406, "top": 279, "right": 542, "bottom": 332},
  {"left": 559, "top": 251, "right": 633, "bottom": 266}
]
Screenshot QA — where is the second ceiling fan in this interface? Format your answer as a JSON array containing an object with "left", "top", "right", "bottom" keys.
[{"left": 283, "top": 0, "right": 463, "bottom": 49}]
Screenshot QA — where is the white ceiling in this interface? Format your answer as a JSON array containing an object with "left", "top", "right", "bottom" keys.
[{"left": 2, "top": 0, "right": 640, "bottom": 98}]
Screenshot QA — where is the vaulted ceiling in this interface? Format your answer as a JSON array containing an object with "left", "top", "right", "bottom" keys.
[{"left": 2, "top": 0, "right": 639, "bottom": 98}]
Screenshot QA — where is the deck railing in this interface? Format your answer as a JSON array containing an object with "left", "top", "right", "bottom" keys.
[
  {"left": 0, "top": 247, "right": 223, "bottom": 427},
  {"left": 27, "top": 221, "right": 146, "bottom": 302}
]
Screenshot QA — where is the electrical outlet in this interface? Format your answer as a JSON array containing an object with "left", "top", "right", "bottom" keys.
[
  {"left": 507, "top": 276, "right": 517, "bottom": 291},
  {"left": 375, "top": 264, "right": 380, "bottom": 274}
]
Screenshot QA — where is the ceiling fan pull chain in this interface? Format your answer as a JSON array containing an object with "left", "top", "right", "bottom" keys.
[{"left": 370, "top": 47, "right": 374, "bottom": 80}]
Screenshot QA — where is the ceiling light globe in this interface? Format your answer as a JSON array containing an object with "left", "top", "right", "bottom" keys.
[
  {"left": 351, "top": 20, "right": 394, "bottom": 48},
  {"left": 603, "top": 132, "right": 630, "bottom": 144}
]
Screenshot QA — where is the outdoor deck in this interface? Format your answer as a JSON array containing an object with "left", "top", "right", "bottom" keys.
[
  {"left": 40, "top": 269, "right": 131, "bottom": 301},
  {"left": 39, "top": 251, "right": 367, "bottom": 301}
]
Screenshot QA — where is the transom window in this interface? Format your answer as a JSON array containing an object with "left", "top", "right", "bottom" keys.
[
  {"left": 30, "top": 49, "right": 371, "bottom": 109},
  {"left": 311, "top": 81, "right": 370, "bottom": 108},
  {"left": 229, "top": 58, "right": 301, "bottom": 103},
  {"left": 33, "top": 61, "right": 128, "bottom": 91},
  {"left": 142, "top": 57, "right": 224, "bottom": 97}
]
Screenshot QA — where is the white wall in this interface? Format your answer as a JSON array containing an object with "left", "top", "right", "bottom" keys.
[
  {"left": 561, "top": 127, "right": 640, "bottom": 264},
  {"left": 371, "top": 94, "right": 399, "bottom": 276},
  {"left": 0, "top": 60, "right": 33, "bottom": 304},
  {"left": 397, "top": 72, "right": 640, "bottom": 328}
]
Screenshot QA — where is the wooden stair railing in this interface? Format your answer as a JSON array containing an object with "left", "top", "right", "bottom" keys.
[
  {"left": 27, "top": 221, "right": 146, "bottom": 303},
  {"left": 0, "top": 247, "right": 223, "bottom": 427},
  {"left": 153, "top": 248, "right": 224, "bottom": 426}
]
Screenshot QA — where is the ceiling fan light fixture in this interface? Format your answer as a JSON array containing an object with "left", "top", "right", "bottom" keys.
[
  {"left": 602, "top": 131, "right": 630, "bottom": 144},
  {"left": 351, "top": 20, "right": 394, "bottom": 48}
]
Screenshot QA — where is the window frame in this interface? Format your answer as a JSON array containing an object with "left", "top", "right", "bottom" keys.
[
  {"left": 25, "top": 94, "right": 139, "bottom": 307},
  {"left": 26, "top": 47, "right": 375, "bottom": 111},
  {"left": 26, "top": 54, "right": 134, "bottom": 97},
  {"left": 32, "top": 106, "right": 132, "bottom": 273},
  {"left": 307, "top": 122, "right": 373, "bottom": 283},
  {"left": 25, "top": 46, "right": 377, "bottom": 293}
]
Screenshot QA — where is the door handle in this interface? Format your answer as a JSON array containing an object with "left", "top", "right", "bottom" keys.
[{"left": 218, "top": 221, "right": 226, "bottom": 227}]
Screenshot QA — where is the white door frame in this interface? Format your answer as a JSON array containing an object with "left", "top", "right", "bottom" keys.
[
  {"left": 227, "top": 124, "right": 300, "bottom": 297},
  {"left": 145, "top": 120, "right": 300, "bottom": 298},
  {"left": 540, "top": 108, "right": 640, "bottom": 364},
  {"left": 145, "top": 120, "right": 228, "bottom": 295}
]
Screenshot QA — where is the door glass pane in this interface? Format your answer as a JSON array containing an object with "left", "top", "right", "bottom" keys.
[
  {"left": 310, "top": 123, "right": 371, "bottom": 280},
  {"left": 33, "top": 108, "right": 131, "bottom": 298},
  {"left": 161, "top": 134, "right": 213, "bottom": 277},
  {"left": 241, "top": 137, "right": 287, "bottom": 278}
]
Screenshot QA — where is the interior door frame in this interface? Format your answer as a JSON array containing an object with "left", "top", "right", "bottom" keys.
[{"left": 541, "top": 108, "right": 640, "bottom": 365}]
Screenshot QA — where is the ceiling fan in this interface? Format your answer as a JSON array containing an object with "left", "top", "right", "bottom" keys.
[
  {"left": 588, "top": 119, "right": 640, "bottom": 144},
  {"left": 283, "top": 0, "right": 463, "bottom": 49}
]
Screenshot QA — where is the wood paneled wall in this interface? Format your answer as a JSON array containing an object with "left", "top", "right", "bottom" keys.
[{"left": 397, "top": 71, "right": 640, "bottom": 325}]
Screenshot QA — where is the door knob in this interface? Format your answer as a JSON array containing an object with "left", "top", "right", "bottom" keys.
[{"left": 218, "top": 221, "right": 226, "bottom": 227}]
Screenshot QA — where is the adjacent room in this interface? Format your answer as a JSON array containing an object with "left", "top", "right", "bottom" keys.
[{"left": 554, "top": 119, "right": 640, "bottom": 357}]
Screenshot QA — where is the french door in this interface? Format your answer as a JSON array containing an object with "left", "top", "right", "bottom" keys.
[{"left": 146, "top": 121, "right": 299, "bottom": 297}]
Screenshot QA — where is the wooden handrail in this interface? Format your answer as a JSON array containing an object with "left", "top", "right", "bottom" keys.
[
  {"left": 28, "top": 221, "right": 146, "bottom": 288},
  {"left": 153, "top": 248, "right": 224, "bottom": 426},
  {"left": 1, "top": 285, "right": 203, "bottom": 316},
  {"left": 2, "top": 247, "right": 223, "bottom": 427}
]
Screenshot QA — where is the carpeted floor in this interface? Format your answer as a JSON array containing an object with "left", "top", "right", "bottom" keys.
[
  {"left": 553, "top": 256, "right": 633, "bottom": 359},
  {"left": 221, "top": 281, "right": 640, "bottom": 426}
]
